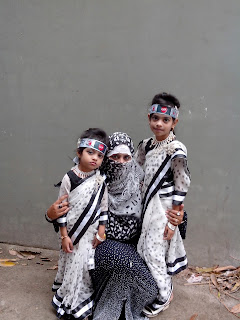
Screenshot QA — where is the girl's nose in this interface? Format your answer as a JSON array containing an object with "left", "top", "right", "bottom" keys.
[{"left": 156, "top": 119, "right": 163, "bottom": 127}]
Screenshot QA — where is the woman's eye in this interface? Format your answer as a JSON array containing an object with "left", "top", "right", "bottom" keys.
[{"left": 124, "top": 156, "right": 131, "bottom": 161}]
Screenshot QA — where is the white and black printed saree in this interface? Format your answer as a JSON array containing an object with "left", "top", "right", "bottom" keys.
[{"left": 52, "top": 168, "right": 107, "bottom": 320}]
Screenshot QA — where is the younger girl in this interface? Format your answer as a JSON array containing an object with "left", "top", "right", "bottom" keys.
[
  {"left": 51, "top": 128, "right": 109, "bottom": 320},
  {"left": 136, "top": 93, "right": 191, "bottom": 317}
]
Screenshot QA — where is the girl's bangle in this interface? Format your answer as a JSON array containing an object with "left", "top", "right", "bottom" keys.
[
  {"left": 167, "top": 222, "right": 176, "bottom": 231},
  {"left": 61, "top": 235, "right": 69, "bottom": 240},
  {"left": 96, "top": 233, "right": 106, "bottom": 242}
]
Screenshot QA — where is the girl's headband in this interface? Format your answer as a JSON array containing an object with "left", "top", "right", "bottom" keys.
[
  {"left": 149, "top": 104, "right": 179, "bottom": 119},
  {"left": 77, "top": 138, "right": 108, "bottom": 155}
]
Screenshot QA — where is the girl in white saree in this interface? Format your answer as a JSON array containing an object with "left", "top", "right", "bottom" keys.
[{"left": 51, "top": 128, "right": 109, "bottom": 320}]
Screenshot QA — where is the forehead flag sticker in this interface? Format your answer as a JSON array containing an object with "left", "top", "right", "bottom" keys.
[
  {"left": 98, "top": 144, "right": 104, "bottom": 151},
  {"left": 161, "top": 107, "right": 168, "bottom": 113},
  {"left": 78, "top": 138, "right": 108, "bottom": 155},
  {"left": 150, "top": 104, "right": 179, "bottom": 119}
]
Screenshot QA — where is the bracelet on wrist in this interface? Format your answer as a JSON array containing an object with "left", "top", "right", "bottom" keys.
[
  {"left": 61, "top": 235, "right": 69, "bottom": 240},
  {"left": 167, "top": 222, "right": 176, "bottom": 231},
  {"left": 96, "top": 233, "right": 106, "bottom": 242}
]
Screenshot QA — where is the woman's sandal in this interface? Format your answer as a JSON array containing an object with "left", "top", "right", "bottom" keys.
[
  {"left": 142, "top": 303, "right": 170, "bottom": 318},
  {"left": 142, "top": 293, "right": 173, "bottom": 318}
]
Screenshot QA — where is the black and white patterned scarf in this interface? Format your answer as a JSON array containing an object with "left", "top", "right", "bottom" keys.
[
  {"left": 104, "top": 132, "right": 144, "bottom": 218},
  {"left": 103, "top": 133, "right": 144, "bottom": 242}
]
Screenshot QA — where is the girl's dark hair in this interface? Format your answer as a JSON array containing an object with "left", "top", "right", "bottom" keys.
[
  {"left": 78, "top": 128, "right": 109, "bottom": 154},
  {"left": 151, "top": 92, "right": 180, "bottom": 109},
  {"left": 150, "top": 92, "right": 180, "bottom": 119}
]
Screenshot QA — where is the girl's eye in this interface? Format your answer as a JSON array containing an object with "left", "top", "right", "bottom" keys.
[
  {"left": 164, "top": 118, "right": 170, "bottom": 122},
  {"left": 87, "top": 150, "right": 93, "bottom": 154},
  {"left": 152, "top": 116, "right": 159, "bottom": 121},
  {"left": 98, "top": 154, "right": 104, "bottom": 159}
]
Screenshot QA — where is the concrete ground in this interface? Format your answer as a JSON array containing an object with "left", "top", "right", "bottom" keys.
[{"left": 0, "top": 243, "right": 238, "bottom": 320}]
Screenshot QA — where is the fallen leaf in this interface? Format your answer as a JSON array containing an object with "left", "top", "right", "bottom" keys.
[
  {"left": 214, "top": 266, "right": 236, "bottom": 273},
  {"left": 222, "top": 281, "right": 234, "bottom": 290},
  {"left": 0, "top": 258, "right": 17, "bottom": 262},
  {"left": 9, "top": 249, "right": 17, "bottom": 255},
  {"left": 223, "top": 268, "right": 240, "bottom": 277},
  {"left": 20, "top": 250, "right": 41, "bottom": 255},
  {"left": 210, "top": 274, "right": 219, "bottom": 288},
  {"left": 231, "top": 282, "right": 240, "bottom": 293},
  {"left": 40, "top": 257, "right": 52, "bottom": 262},
  {"left": 196, "top": 267, "right": 215, "bottom": 273},
  {"left": 9, "top": 249, "right": 25, "bottom": 259},
  {"left": 20, "top": 250, "right": 40, "bottom": 260},
  {"left": 189, "top": 314, "right": 198, "bottom": 320},
  {"left": 9, "top": 249, "right": 40, "bottom": 260},
  {"left": 0, "top": 260, "right": 17, "bottom": 267},
  {"left": 231, "top": 303, "right": 240, "bottom": 314},
  {"left": 9, "top": 249, "right": 32, "bottom": 259},
  {"left": 47, "top": 265, "right": 58, "bottom": 270}
]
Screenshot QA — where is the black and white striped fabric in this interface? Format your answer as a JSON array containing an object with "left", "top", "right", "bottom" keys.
[
  {"left": 142, "top": 147, "right": 187, "bottom": 215},
  {"left": 68, "top": 182, "right": 106, "bottom": 245},
  {"left": 56, "top": 170, "right": 107, "bottom": 245}
]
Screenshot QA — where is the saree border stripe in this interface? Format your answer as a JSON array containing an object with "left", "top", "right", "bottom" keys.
[
  {"left": 142, "top": 154, "right": 172, "bottom": 214},
  {"left": 68, "top": 183, "right": 106, "bottom": 245}
]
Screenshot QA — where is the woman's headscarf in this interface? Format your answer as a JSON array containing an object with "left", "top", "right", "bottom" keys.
[{"left": 104, "top": 132, "right": 144, "bottom": 218}]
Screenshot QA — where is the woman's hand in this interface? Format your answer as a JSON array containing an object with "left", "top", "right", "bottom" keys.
[
  {"left": 163, "top": 225, "right": 175, "bottom": 240},
  {"left": 62, "top": 236, "right": 73, "bottom": 253},
  {"left": 166, "top": 204, "right": 184, "bottom": 226},
  {"left": 92, "top": 236, "right": 102, "bottom": 249},
  {"left": 47, "top": 195, "right": 69, "bottom": 220}
]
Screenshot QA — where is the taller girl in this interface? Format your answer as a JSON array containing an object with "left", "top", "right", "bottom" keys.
[{"left": 136, "top": 92, "right": 191, "bottom": 317}]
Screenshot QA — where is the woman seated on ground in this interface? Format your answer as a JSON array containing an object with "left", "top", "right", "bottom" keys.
[
  {"left": 46, "top": 132, "right": 183, "bottom": 320},
  {"left": 91, "top": 132, "right": 158, "bottom": 320}
]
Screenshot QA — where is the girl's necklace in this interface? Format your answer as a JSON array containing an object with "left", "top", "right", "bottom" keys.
[
  {"left": 150, "top": 131, "right": 175, "bottom": 148},
  {"left": 73, "top": 166, "right": 95, "bottom": 178}
]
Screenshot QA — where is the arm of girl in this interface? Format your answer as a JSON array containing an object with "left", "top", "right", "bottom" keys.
[
  {"left": 166, "top": 204, "right": 184, "bottom": 226},
  {"left": 92, "top": 225, "right": 106, "bottom": 249},
  {"left": 163, "top": 204, "right": 181, "bottom": 240},
  {"left": 60, "top": 226, "right": 73, "bottom": 253}
]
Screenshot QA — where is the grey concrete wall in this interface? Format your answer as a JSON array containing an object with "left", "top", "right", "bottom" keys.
[{"left": 0, "top": 0, "right": 239, "bottom": 266}]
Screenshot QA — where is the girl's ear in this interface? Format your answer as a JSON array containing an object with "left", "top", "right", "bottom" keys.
[
  {"left": 148, "top": 114, "right": 151, "bottom": 121},
  {"left": 172, "top": 118, "right": 178, "bottom": 130},
  {"left": 77, "top": 150, "right": 81, "bottom": 160}
]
